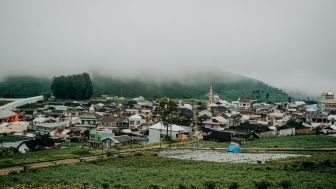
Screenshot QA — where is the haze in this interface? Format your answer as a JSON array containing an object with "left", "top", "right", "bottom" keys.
[{"left": 0, "top": 0, "right": 335, "bottom": 96}]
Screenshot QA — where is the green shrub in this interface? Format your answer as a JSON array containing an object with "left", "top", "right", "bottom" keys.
[
  {"left": 71, "top": 149, "right": 91, "bottom": 156},
  {"left": 177, "top": 183, "right": 187, "bottom": 189},
  {"left": 102, "top": 182, "right": 109, "bottom": 189},
  {"left": 229, "top": 181, "right": 239, "bottom": 189},
  {"left": 114, "top": 184, "right": 130, "bottom": 189},
  {"left": 279, "top": 180, "right": 292, "bottom": 189},
  {"left": 204, "top": 180, "right": 217, "bottom": 189},
  {"left": 302, "top": 161, "right": 316, "bottom": 169},
  {"left": 147, "top": 184, "right": 160, "bottom": 189},
  {"left": 253, "top": 179, "right": 272, "bottom": 189}
]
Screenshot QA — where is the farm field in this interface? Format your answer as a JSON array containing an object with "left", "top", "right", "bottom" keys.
[
  {"left": 0, "top": 152, "right": 335, "bottom": 189},
  {"left": 0, "top": 147, "right": 101, "bottom": 168},
  {"left": 190, "top": 135, "right": 336, "bottom": 149}
]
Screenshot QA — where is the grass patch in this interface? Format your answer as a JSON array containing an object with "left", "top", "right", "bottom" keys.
[
  {"left": 242, "top": 135, "right": 336, "bottom": 148},
  {"left": 189, "top": 135, "right": 336, "bottom": 149},
  {"left": 0, "top": 152, "right": 335, "bottom": 188},
  {"left": 0, "top": 147, "right": 100, "bottom": 168},
  {"left": 0, "top": 136, "right": 25, "bottom": 142}
]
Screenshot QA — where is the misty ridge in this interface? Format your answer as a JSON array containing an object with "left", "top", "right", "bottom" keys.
[{"left": 0, "top": 70, "right": 291, "bottom": 101}]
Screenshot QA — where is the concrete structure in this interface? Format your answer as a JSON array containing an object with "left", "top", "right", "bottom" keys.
[
  {"left": 1, "top": 141, "right": 29, "bottom": 153},
  {"left": 202, "top": 116, "right": 228, "bottom": 131},
  {"left": 0, "top": 96, "right": 44, "bottom": 110},
  {"left": 88, "top": 129, "right": 114, "bottom": 148},
  {"left": 239, "top": 98, "right": 251, "bottom": 109},
  {"left": 129, "top": 114, "right": 144, "bottom": 128},
  {"left": 317, "top": 92, "right": 336, "bottom": 113},
  {"left": 0, "top": 121, "right": 29, "bottom": 134},
  {"left": 278, "top": 128, "right": 295, "bottom": 136},
  {"left": 148, "top": 122, "right": 187, "bottom": 143},
  {"left": 0, "top": 110, "right": 19, "bottom": 123}
]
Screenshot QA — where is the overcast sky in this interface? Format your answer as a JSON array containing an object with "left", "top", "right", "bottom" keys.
[{"left": 0, "top": 0, "right": 335, "bottom": 96}]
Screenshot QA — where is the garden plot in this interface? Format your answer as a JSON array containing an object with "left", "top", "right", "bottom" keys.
[{"left": 159, "top": 149, "right": 310, "bottom": 163}]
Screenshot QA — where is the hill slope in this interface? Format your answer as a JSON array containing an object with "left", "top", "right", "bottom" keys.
[
  {"left": 0, "top": 72, "right": 291, "bottom": 101},
  {"left": 92, "top": 72, "right": 290, "bottom": 101}
]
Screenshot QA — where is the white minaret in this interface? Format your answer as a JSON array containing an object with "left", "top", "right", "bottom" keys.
[{"left": 208, "top": 84, "right": 214, "bottom": 105}]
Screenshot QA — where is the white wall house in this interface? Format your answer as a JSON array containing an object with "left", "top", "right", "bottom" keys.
[
  {"left": 129, "top": 114, "right": 145, "bottom": 128},
  {"left": 278, "top": 128, "right": 295, "bottom": 136},
  {"left": 148, "top": 122, "right": 187, "bottom": 143}
]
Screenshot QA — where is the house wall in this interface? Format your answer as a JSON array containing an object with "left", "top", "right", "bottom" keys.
[
  {"left": 278, "top": 128, "right": 295, "bottom": 136},
  {"left": 0, "top": 122, "right": 28, "bottom": 134},
  {"left": 295, "top": 128, "right": 310, "bottom": 135},
  {"left": 203, "top": 124, "right": 224, "bottom": 131},
  {"left": 259, "top": 130, "right": 277, "bottom": 138},
  {"left": 18, "top": 143, "right": 29, "bottom": 153},
  {"left": 148, "top": 129, "right": 180, "bottom": 143}
]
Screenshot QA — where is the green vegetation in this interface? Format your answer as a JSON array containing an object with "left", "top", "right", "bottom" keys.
[
  {"left": 0, "top": 147, "right": 100, "bottom": 168},
  {"left": 0, "top": 76, "right": 50, "bottom": 98},
  {"left": 93, "top": 72, "right": 291, "bottom": 101},
  {"left": 0, "top": 100, "right": 12, "bottom": 106},
  {"left": 189, "top": 135, "right": 336, "bottom": 149},
  {"left": 0, "top": 72, "right": 292, "bottom": 101},
  {"left": 242, "top": 135, "right": 336, "bottom": 148},
  {"left": 51, "top": 73, "right": 93, "bottom": 100},
  {"left": 0, "top": 136, "right": 25, "bottom": 142},
  {"left": 0, "top": 152, "right": 335, "bottom": 188}
]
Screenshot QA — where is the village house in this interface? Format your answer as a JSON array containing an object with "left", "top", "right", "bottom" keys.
[
  {"left": 238, "top": 98, "right": 252, "bottom": 109},
  {"left": 1, "top": 141, "right": 30, "bottom": 153},
  {"left": 128, "top": 114, "right": 145, "bottom": 128},
  {"left": 88, "top": 128, "right": 114, "bottom": 148},
  {"left": 0, "top": 121, "right": 29, "bottom": 134},
  {"left": 202, "top": 116, "right": 228, "bottom": 131},
  {"left": 148, "top": 122, "right": 187, "bottom": 143},
  {"left": 0, "top": 110, "right": 19, "bottom": 123},
  {"left": 78, "top": 113, "right": 101, "bottom": 128}
]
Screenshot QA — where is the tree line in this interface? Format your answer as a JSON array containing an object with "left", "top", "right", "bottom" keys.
[{"left": 51, "top": 73, "right": 93, "bottom": 100}]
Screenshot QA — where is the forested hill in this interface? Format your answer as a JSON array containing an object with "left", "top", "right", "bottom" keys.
[
  {"left": 0, "top": 72, "right": 291, "bottom": 101},
  {"left": 0, "top": 76, "right": 51, "bottom": 98},
  {"left": 92, "top": 72, "right": 291, "bottom": 101}
]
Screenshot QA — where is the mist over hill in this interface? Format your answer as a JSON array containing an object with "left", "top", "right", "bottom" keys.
[
  {"left": 92, "top": 72, "right": 291, "bottom": 101},
  {"left": 0, "top": 71, "right": 291, "bottom": 101}
]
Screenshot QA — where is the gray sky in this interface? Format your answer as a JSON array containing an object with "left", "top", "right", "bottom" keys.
[{"left": 0, "top": 0, "right": 335, "bottom": 96}]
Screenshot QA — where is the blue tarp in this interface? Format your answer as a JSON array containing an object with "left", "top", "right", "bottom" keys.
[{"left": 228, "top": 145, "right": 240, "bottom": 153}]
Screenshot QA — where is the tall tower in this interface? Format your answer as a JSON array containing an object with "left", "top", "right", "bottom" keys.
[{"left": 208, "top": 84, "right": 214, "bottom": 104}]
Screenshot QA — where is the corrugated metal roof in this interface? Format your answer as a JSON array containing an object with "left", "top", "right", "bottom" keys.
[{"left": 0, "top": 110, "right": 17, "bottom": 119}]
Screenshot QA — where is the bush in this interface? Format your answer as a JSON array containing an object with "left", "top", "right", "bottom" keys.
[
  {"left": 102, "top": 182, "right": 109, "bottom": 189},
  {"left": 178, "top": 183, "right": 187, "bottom": 189},
  {"left": 302, "top": 161, "right": 316, "bottom": 169},
  {"left": 229, "top": 181, "right": 239, "bottom": 189},
  {"left": 114, "top": 184, "right": 130, "bottom": 189},
  {"left": 71, "top": 149, "right": 91, "bottom": 156},
  {"left": 148, "top": 184, "right": 160, "bottom": 189},
  {"left": 253, "top": 179, "right": 272, "bottom": 189},
  {"left": 204, "top": 180, "right": 217, "bottom": 189},
  {"left": 279, "top": 180, "right": 292, "bottom": 189}
]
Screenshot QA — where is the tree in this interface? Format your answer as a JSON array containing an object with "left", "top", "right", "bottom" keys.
[
  {"left": 51, "top": 73, "right": 93, "bottom": 100},
  {"left": 266, "top": 93, "right": 270, "bottom": 102},
  {"left": 153, "top": 98, "right": 179, "bottom": 142}
]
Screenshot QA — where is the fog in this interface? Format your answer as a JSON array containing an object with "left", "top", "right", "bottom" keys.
[{"left": 0, "top": 0, "right": 335, "bottom": 96}]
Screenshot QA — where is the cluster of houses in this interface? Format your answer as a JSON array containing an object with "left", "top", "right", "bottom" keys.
[{"left": 0, "top": 88, "right": 335, "bottom": 154}]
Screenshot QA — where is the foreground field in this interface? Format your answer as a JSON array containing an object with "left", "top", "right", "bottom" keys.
[
  {"left": 0, "top": 152, "right": 335, "bottom": 189},
  {"left": 191, "top": 135, "right": 336, "bottom": 149},
  {"left": 0, "top": 147, "right": 101, "bottom": 168}
]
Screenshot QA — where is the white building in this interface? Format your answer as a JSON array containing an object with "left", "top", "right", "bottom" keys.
[
  {"left": 129, "top": 114, "right": 145, "bottom": 128},
  {"left": 148, "top": 122, "right": 187, "bottom": 143}
]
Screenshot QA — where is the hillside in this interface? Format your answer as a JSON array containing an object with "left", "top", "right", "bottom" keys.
[
  {"left": 0, "top": 72, "right": 291, "bottom": 101},
  {"left": 92, "top": 72, "right": 290, "bottom": 101}
]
